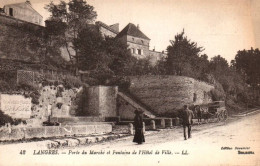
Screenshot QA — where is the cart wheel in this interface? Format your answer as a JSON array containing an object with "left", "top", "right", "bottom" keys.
[
  {"left": 223, "top": 110, "right": 228, "bottom": 121},
  {"left": 216, "top": 113, "right": 221, "bottom": 122}
]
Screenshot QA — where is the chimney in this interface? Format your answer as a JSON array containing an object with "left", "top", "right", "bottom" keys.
[
  {"left": 26, "top": 0, "right": 31, "bottom": 5},
  {"left": 137, "top": 24, "right": 139, "bottom": 29},
  {"left": 153, "top": 46, "right": 155, "bottom": 51}
]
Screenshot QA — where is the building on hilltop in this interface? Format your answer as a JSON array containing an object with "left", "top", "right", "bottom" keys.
[
  {"left": 116, "top": 23, "right": 150, "bottom": 58},
  {"left": 2, "top": 0, "right": 43, "bottom": 25},
  {"left": 95, "top": 21, "right": 119, "bottom": 38},
  {"left": 115, "top": 23, "right": 166, "bottom": 64},
  {"left": 98, "top": 22, "right": 166, "bottom": 64}
]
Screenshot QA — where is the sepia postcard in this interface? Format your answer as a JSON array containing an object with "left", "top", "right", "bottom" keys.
[{"left": 0, "top": 0, "right": 259, "bottom": 166}]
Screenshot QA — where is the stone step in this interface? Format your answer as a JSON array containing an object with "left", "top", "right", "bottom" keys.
[
  {"left": 46, "top": 134, "right": 129, "bottom": 149},
  {"left": 117, "top": 92, "right": 156, "bottom": 118}
]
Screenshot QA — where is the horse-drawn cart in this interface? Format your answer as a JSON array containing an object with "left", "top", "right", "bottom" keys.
[
  {"left": 195, "top": 101, "right": 228, "bottom": 123},
  {"left": 206, "top": 101, "right": 228, "bottom": 122}
]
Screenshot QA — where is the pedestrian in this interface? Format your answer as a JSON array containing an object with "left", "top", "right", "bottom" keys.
[
  {"left": 196, "top": 105, "right": 202, "bottom": 124},
  {"left": 181, "top": 105, "right": 194, "bottom": 140},
  {"left": 202, "top": 108, "right": 210, "bottom": 123},
  {"left": 133, "top": 109, "right": 145, "bottom": 144}
]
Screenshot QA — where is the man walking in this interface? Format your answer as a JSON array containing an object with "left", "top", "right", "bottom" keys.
[{"left": 181, "top": 105, "right": 194, "bottom": 140}]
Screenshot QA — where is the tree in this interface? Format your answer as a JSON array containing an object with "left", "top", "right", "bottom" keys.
[
  {"left": 234, "top": 48, "right": 260, "bottom": 88},
  {"left": 233, "top": 48, "right": 260, "bottom": 104},
  {"left": 74, "top": 24, "right": 134, "bottom": 81},
  {"left": 165, "top": 30, "right": 206, "bottom": 78},
  {"left": 45, "top": 0, "right": 97, "bottom": 72}
]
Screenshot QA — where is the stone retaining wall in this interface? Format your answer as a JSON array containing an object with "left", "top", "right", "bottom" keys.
[{"left": 129, "top": 75, "right": 214, "bottom": 115}]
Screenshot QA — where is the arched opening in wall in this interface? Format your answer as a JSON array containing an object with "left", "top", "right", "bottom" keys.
[
  {"left": 9, "top": 8, "right": 13, "bottom": 16},
  {"left": 193, "top": 93, "right": 197, "bottom": 102},
  {"left": 204, "top": 91, "right": 207, "bottom": 99}
]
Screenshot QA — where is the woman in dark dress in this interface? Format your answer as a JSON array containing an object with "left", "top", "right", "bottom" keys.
[{"left": 133, "top": 109, "right": 145, "bottom": 144}]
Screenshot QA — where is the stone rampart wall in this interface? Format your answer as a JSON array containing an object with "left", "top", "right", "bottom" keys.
[{"left": 129, "top": 75, "right": 214, "bottom": 115}]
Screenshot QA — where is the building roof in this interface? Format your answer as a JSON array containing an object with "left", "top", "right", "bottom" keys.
[
  {"left": 96, "top": 21, "right": 119, "bottom": 34},
  {"left": 4, "top": 1, "right": 43, "bottom": 18},
  {"left": 116, "top": 23, "right": 150, "bottom": 40}
]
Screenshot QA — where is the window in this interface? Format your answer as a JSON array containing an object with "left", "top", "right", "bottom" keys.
[
  {"left": 137, "top": 49, "right": 142, "bottom": 55},
  {"left": 141, "top": 40, "right": 144, "bottom": 44},
  {"left": 132, "top": 38, "right": 134, "bottom": 41},
  {"left": 132, "top": 48, "right": 136, "bottom": 54},
  {"left": 193, "top": 93, "right": 197, "bottom": 102},
  {"left": 9, "top": 8, "right": 13, "bottom": 16}
]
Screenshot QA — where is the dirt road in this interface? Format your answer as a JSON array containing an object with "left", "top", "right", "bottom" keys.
[{"left": 0, "top": 112, "right": 259, "bottom": 166}]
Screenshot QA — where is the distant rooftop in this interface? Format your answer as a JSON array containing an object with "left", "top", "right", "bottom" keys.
[{"left": 116, "top": 23, "right": 150, "bottom": 40}]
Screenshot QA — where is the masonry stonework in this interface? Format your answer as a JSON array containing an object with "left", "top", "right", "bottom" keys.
[
  {"left": 86, "top": 86, "right": 118, "bottom": 118},
  {"left": 3, "top": 1, "right": 43, "bottom": 25},
  {"left": 128, "top": 75, "right": 214, "bottom": 115},
  {"left": 0, "top": 94, "right": 32, "bottom": 119}
]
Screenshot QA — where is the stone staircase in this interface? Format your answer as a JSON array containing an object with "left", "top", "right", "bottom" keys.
[{"left": 117, "top": 92, "right": 156, "bottom": 118}]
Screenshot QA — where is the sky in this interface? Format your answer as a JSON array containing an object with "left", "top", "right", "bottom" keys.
[{"left": 1, "top": 0, "right": 259, "bottom": 63}]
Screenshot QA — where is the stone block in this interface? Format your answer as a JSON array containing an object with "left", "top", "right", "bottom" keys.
[
  {"left": 72, "top": 126, "right": 87, "bottom": 135},
  {"left": 86, "top": 137, "right": 96, "bottom": 144},
  {"left": 54, "top": 139, "right": 68, "bottom": 147},
  {"left": 59, "top": 126, "right": 73, "bottom": 136},
  {"left": 46, "top": 141, "right": 59, "bottom": 149},
  {"left": 85, "top": 125, "right": 96, "bottom": 135},
  {"left": 24, "top": 127, "right": 45, "bottom": 139},
  {"left": 77, "top": 137, "right": 87, "bottom": 145},
  {"left": 44, "top": 126, "right": 60, "bottom": 137},
  {"left": 128, "top": 123, "right": 133, "bottom": 135},
  {"left": 67, "top": 139, "right": 79, "bottom": 147},
  {"left": 94, "top": 124, "right": 112, "bottom": 134},
  {"left": 96, "top": 136, "right": 104, "bottom": 142}
]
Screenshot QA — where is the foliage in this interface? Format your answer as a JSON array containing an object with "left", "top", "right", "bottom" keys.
[
  {"left": 75, "top": 25, "right": 107, "bottom": 71},
  {"left": 0, "top": 80, "right": 12, "bottom": 92},
  {"left": 0, "top": 110, "right": 14, "bottom": 127},
  {"left": 73, "top": 85, "right": 88, "bottom": 116},
  {"left": 210, "top": 89, "right": 225, "bottom": 101},
  {"left": 63, "top": 75, "right": 83, "bottom": 89},
  {"left": 75, "top": 27, "right": 134, "bottom": 76},
  {"left": 165, "top": 30, "right": 205, "bottom": 78},
  {"left": 45, "top": 0, "right": 97, "bottom": 70},
  {"left": 233, "top": 48, "right": 260, "bottom": 88}
]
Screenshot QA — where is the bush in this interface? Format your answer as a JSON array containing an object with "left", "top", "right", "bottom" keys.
[
  {"left": 210, "top": 89, "right": 225, "bottom": 101},
  {"left": 30, "top": 91, "right": 41, "bottom": 105},
  {"left": 107, "top": 76, "right": 131, "bottom": 92},
  {"left": 17, "top": 83, "right": 38, "bottom": 92},
  {"left": 0, "top": 80, "right": 11, "bottom": 92},
  {"left": 0, "top": 110, "right": 14, "bottom": 126},
  {"left": 63, "top": 75, "right": 83, "bottom": 89}
]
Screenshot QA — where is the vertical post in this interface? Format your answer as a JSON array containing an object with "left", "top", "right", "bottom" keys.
[
  {"left": 143, "top": 122, "right": 145, "bottom": 134},
  {"left": 160, "top": 119, "right": 165, "bottom": 128},
  {"left": 165, "top": 118, "right": 173, "bottom": 128},
  {"left": 150, "top": 120, "right": 156, "bottom": 130},
  {"left": 128, "top": 123, "right": 133, "bottom": 135},
  {"left": 175, "top": 117, "right": 180, "bottom": 126}
]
